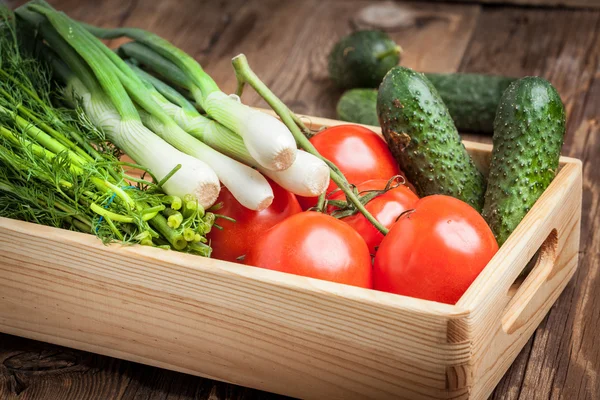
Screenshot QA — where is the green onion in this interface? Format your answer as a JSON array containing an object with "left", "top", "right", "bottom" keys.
[
  {"left": 232, "top": 54, "right": 390, "bottom": 235},
  {"left": 131, "top": 65, "right": 330, "bottom": 198},
  {"left": 84, "top": 27, "right": 298, "bottom": 171},
  {"left": 0, "top": 5, "right": 215, "bottom": 255},
  {"left": 26, "top": 2, "right": 275, "bottom": 211},
  {"left": 18, "top": 3, "right": 222, "bottom": 209}
]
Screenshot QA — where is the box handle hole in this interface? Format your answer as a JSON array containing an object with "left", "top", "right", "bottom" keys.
[{"left": 501, "top": 229, "right": 558, "bottom": 335}]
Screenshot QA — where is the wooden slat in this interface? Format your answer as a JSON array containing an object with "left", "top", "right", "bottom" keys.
[
  {"left": 459, "top": 162, "right": 582, "bottom": 399},
  {"left": 456, "top": 6, "right": 600, "bottom": 400},
  {"left": 351, "top": 2, "right": 481, "bottom": 74},
  {"left": 455, "top": 0, "right": 600, "bottom": 9}
]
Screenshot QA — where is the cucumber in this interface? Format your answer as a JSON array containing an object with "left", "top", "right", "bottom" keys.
[
  {"left": 377, "top": 66, "right": 486, "bottom": 211},
  {"left": 328, "top": 30, "right": 401, "bottom": 89},
  {"left": 336, "top": 74, "right": 516, "bottom": 134},
  {"left": 425, "top": 73, "right": 516, "bottom": 134},
  {"left": 336, "top": 89, "right": 379, "bottom": 126},
  {"left": 482, "top": 77, "right": 565, "bottom": 245}
]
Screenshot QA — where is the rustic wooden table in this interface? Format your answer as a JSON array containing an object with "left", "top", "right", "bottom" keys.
[{"left": 1, "top": 0, "right": 598, "bottom": 399}]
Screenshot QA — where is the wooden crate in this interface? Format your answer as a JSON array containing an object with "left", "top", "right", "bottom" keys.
[{"left": 0, "top": 115, "right": 582, "bottom": 400}]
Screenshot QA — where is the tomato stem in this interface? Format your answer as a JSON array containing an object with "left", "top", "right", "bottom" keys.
[
  {"left": 316, "top": 192, "right": 326, "bottom": 211},
  {"left": 232, "top": 54, "right": 389, "bottom": 235}
]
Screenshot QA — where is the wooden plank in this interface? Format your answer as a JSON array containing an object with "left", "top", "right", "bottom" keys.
[
  {"left": 459, "top": 162, "right": 582, "bottom": 399},
  {"left": 451, "top": 0, "right": 600, "bottom": 9},
  {"left": 0, "top": 333, "right": 278, "bottom": 400},
  {"left": 9, "top": 0, "right": 479, "bottom": 119},
  {"left": 455, "top": 6, "right": 600, "bottom": 400},
  {"left": 61, "top": 0, "right": 479, "bottom": 119},
  {"left": 516, "top": 62, "right": 600, "bottom": 400},
  {"left": 351, "top": 2, "right": 481, "bottom": 74}
]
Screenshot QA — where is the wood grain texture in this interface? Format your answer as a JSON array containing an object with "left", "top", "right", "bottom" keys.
[
  {"left": 0, "top": 1, "right": 598, "bottom": 400},
  {"left": 456, "top": 6, "right": 600, "bottom": 399},
  {"left": 446, "top": 0, "right": 600, "bottom": 9}
]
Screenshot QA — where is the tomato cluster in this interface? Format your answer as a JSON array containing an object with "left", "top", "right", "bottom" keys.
[{"left": 209, "top": 125, "right": 498, "bottom": 305}]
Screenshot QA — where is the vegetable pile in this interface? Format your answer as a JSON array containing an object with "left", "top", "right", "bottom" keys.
[
  {"left": 0, "top": 8, "right": 213, "bottom": 255},
  {"left": 330, "top": 30, "right": 516, "bottom": 135},
  {"left": 0, "top": 3, "right": 567, "bottom": 305}
]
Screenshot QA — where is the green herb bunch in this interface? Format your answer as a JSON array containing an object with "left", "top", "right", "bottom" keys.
[{"left": 0, "top": 8, "right": 213, "bottom": 256}]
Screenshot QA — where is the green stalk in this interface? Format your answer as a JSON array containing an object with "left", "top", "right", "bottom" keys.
[
  {"left": 0, "top": 81, "right": 94, "bottom": 163},
  {"left": 106, "top": 161, "right": 159, "bottom": 184},
  {"left": 53, "top": 199, "right": 92, "bottom": 227},
  {"left": 126, "top": 61, "right": 196, "bottom": 113},
  {"left": 163, "top": 208, "right": 183, "bottom": 228},
  {"left": 135, "top": 231, "right": 153, "bottom": 246},
  {"left": 90, "top": 202, "right": 134, "bottom": 223},
  {"left": 0, "top": 105, "right": 87, "bottom": 167},
  {"left": 231, "top": 54, "right": 388, "bottom": 235},
  {"left": 122, "top": 173, "right": 158, "bottom": 189},
  {"left": 182, "top": 199, "right": 198, "bottom": 219},
  {"left": 149, "top": 213, "right": 187, "bottom": 250},
  {"left": 82, "top": 24, "right": 220, "bottom": 104},
  {"left": 316, "top": 192, "right": 326, "bottom": 212},
  {"left": 17, "top": 104, "right": 95, "bottom": 162},
  {"left": 0, "top": 125, "right": 55, "bottom": 160},
  {"left": 119, "top": 42, "right": 192, "bottom": 90},
  {"left": 67, "top": 216, "right": 92, "bottom": 232},
  {"left": 27, "top": 4, "right": 139, "bottom": 121},
  {"left": 183, "top": 227, "right": 196, "bottom": 242},
  {"left": 187, "top": 241, "right": 211, "bottom": 257},
  {"left": 140, "top": 204, "right": 166, "bottom": 219},
  {"left": 103, "top": 216, "right": 124, "bottom": 240},
  {"left": 103, "top": 180, "right": 136, "bottom": 210},
  {"left": 161, "top": 195, "right": 182, "bottom": 210},
  {"left": 155, "top": 164, "right": 181, "bottom": 188}
]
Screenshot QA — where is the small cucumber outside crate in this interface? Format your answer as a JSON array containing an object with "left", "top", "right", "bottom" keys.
[{"left": 0, "top": 114, "right": 582, "bottom": 399}]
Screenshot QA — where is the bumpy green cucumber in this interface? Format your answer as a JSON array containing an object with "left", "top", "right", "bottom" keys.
[
  {"left": 425, "top": 73, "right": 516, "bottom": 134},
  {"left": 336, "top": 74, "right": 515, "bottom": 133},
  {"left": 328, "top": 30, "right": 401, "bottom": 89},
  {"left": 336, "top": 89, "right": 379, "bottom": 126},
  {"left": 377, "top": 66, "right": 486, "bottom": 210},
  {"left": 482, "top": 77, "right": 565, "bottom": 245}
]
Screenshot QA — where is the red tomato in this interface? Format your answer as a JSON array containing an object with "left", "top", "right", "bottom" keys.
[
  {"left": 245, "top": 212, "right": 372, "bottom": 288},
  {"left": 298, "top": 125, "right": 411, "bottom": 209},
  {"left": 328, "top": 179, "right": 419, "bottom": 255},
  {"left": 207, "top": 180, "right": 302, "bottom": 263},
  {"left": 373, "top": 195, "right": 498, "bottom": 304}
]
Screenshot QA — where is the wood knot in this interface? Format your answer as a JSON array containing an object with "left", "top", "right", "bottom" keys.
[{"left": 4, "top": 350, "right": 80, "bottom": 373}]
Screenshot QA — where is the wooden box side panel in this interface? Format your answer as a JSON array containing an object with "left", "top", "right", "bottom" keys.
[
  {"left": 0, "top": 217, "right": 471, "bottom": 400},
  {"left": 457, "top": 161, "right": 582, "bottom": 399}
]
